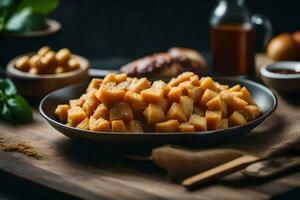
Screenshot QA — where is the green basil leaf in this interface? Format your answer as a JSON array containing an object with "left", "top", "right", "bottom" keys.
[
  {"left": 0, "top": 78, "right": 17, "bottom": 96},
  {"left": 5, "top": 7, "right": 46, "bottom": 33},
  {"left": 1, "top": 102, "right": 13, "bottom": 122},
  {"left": 0, "top": 0, "right": 14, "bottom": 8},
  {"left": 0, "top": 90, "right": 6, "bottom": 101},
  {"left": 6, "top": 95, "right": 33, "bottom": 123},
  {"left": 17, "top": 0, "right": 59, "bottom": 15},
  {"left": 0, "top": 0, "right": 14, "bottom": 31}
]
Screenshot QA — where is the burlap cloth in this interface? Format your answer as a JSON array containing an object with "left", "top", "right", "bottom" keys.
[{"left": 150, "top": 93, "right": 300, "bottom": 182}]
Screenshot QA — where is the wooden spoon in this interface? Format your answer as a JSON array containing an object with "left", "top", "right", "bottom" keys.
[{"left": 182, "top": 155, "right": 259, "bottom": 189}]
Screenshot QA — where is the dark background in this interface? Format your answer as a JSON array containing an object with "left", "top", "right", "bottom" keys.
[
  {"left": 1, "top": 0, "right": 300, "bottom": 68},
  {"left": 1, "top": 1, "right": 300, "bottom": 199}
]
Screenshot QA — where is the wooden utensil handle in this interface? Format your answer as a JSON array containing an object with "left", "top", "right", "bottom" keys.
[{"left": 182, "top": 155, "right": 259, "bottom": 189}]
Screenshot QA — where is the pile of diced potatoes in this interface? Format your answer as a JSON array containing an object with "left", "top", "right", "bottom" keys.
[
  {"left": 15, "top": 46, "right": 81, "bottom": 75},
  {"left": 54, "top": 72, "right": 261, "bottom": 132}
]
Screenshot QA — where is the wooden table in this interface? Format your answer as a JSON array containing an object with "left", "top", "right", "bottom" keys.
[{"left": 0, "top": 55, "right": 299, "bottom": 200}]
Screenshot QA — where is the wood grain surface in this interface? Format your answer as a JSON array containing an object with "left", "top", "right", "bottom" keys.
[{"left": 0, "top": 54, "right": 299, "bottom": 200}]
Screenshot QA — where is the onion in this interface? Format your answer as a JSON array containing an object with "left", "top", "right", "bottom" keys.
[
  {"left": 292, "top": 30, "right": 300, "bottom": 45},
  {"left": 267, "top": 33, "right": 300, "bottom": 61}
]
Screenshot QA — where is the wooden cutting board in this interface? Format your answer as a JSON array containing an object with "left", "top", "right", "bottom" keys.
[{"left": 0, "top": 54, "right": 299, "bottom": 200}]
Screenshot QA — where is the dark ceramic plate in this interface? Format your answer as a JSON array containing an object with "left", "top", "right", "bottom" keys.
[{"left": 39, "top": 78, "right": 277, "bottom": 147}]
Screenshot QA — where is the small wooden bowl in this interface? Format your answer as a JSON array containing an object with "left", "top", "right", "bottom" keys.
[{"left": 7, "top": 53, "right": 89, "bottom": 99}]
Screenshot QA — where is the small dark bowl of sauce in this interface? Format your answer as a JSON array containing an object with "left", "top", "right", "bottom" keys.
[
  {"left": 260, "top": 61, "right": 300, "bottom": 92},
  {"left": 270, "top": 69, "right": 300, "bottom": 75}
]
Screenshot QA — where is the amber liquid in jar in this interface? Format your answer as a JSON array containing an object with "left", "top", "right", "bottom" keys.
[{"left": 210, "top": 24, "right": 255, "bottom": 76}]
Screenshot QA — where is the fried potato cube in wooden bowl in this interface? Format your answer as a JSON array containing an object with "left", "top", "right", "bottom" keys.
[{"left": 7, "top": 46, "right": 89, "bottom": 99}]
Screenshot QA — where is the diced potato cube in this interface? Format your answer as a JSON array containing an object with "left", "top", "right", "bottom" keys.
[
  {"left": 155, "top": 120, "right": 179, "bottom": 132},
  {"left": 67, "top": 106, "right": 87, "bottom": 127},
  {"left": 187, "top": 87, "right": 203, "bottom": 102},
  {"left": 82, "top": 90, "right": 100, "bottom": 116},
  {"left": 240, "top": 105, "right": 261, "bottom": 121},
  {"left": 80, "top": 94, "right": 87, "bottom": 102},
  {"left": 29, "top": 55, "right": 43, "bottom": 69},
  {"left": 127, "top": 78, "right": 151, "bottom": 93},
  {"left": 168, "top": 72, "right": 194, "bottom": 86},
  {"left": 89, "top": 117, "right": 110, "bottom": 131},
  {"left": 230, "top": 96, "right": 249, "bottom": 111},
  {"left": 110, "top": 102, "right": 133, "bottom": 122},
  {"left": 229, "top": 84, "right": 241, "bottom": 92},
  {"left": 37, "top": 46, "right": 51, "bottom": 56},
  {"left": 231, "top": 91, "right": 243, "bottom": 97},
  {"left": 124, "top": 91, "right": 146, "bottom": 111},
  {"left": 87, "top": 78, "right": 102, "bottom": 93},
  {"left": 168, "top": 78, "right": 178, "bottom": 87},
  {"left": 54, "top": 66, "right": 64, "bottom": 74},
  {"left": 96, "top": 82, "right": 125, "bottom": 104},
  {"left": 206, "top": 95, "right": 227, "bottom": 118},
  {"left": 93, "top": 104, "right": 109, "bottom": 119},
  {"left": 201, "top": 89, "right": 218, "bottom": 105},
  {"left": 220, "top": 91, "right": 248, "bottom": 111},
  {"left": 140, "top": 87, "right": 164, "bottom": 103},
  {"left": 15, "top": 56, "right": 30, "bottom": 71},
  {"left": 179, "top": 81, "right": 194, "bottom": 93},
  {"left": 179, "top": 96, "right": 194, "bottom": 118},
  {"left": 40, "top": 55, "right": 53, "bottom": 68},
  {"left": 160, "top": 98, "right": 169, "bottom": 113},
  {"left": 152, "top": 80, "right": 170, "bottom": 96},
  {"left": 68, "top": 58, "right": 80, "bottom": 70},
  {"left": 152, "top": 80, "right": 167, "bottom": 89},
  {"left": 177, "top": 71, "right": 195, "bottom": 79},
  {"left": 102, "top": 73, "right": 116, "bottom": 84},
  {"left": 54, "top": 104, "right": 70, "bottom": 123},
  {"left": 29, "top": 68, "right": 38, "bottom": 75},
  {"left": 111, "top": 120, "right": 127, "bottom": 132},
  {"left": 193, "top": 106, "right": 205, "bottom": 116},
  {"left": 240, "top": 87, "right": 256, "bottom": 105},
  {"left": 44, "top": 51, "right": 56, "bottom": 63},
  {"left": 228, "top": 111, "right": 247, "bottom": 127},
  {"left": 117, "top": 78, "right": 132, "bottom": 90},
  {"left": 143, "top": 104, "right": 165, "bottom": 124},
  {"left": 69, "top": 99, "right": 84, "bottom": 108},
  {"left": 168, "top": 86, "right": 183, "bottom": 102},
  {"left": 205, "top": 111, "right": 222, "bottom": 130},
  {"left": 190, "top": 75, "right": 201, "bottom": 86},
  {"left": 215, "top": 82, "right": 229, "bottom": 91},
  {"left": 200, "top": 77, "right": 218, "bottom": 92},
  {"left": 55, "top": 48, "right": 71, "bottom": 64},
  {"left": 115, "top": 73, "right": 127, "bottom": 83},
  {"left": 189, "top": 114, "right": 207, "bottom": 131},
  {"left": 167, "top": 103, "right": 187, "bottom": 122},
  {"left": 127, "top": 120, "right": 143, "bottom": 132},
  {"left": 163, "top": 84, "right": 171, "bottom": 96},
  {"left": 218, "top": 119, "right": 228, "bottom": 130},
  {"left": 220, "top": 84, "right": 230, "bottom": 90},
  {"left": 76, "top": 118, "right": 89, "bottom": 130},
  {"left": 179, "top": 122, "right": 195, "bottom": 132}
]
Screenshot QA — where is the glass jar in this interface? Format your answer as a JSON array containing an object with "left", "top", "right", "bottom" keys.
[{"left": 210, "top": 0, "right": 272, "bottom": 77}]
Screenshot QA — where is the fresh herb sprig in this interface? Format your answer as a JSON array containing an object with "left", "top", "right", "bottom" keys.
[
  {"left": 0, "top": 0, "right": 59, "bottom": 33},
  {"left": 0, "top": 79, "right": 32, "bottom": 123}
]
